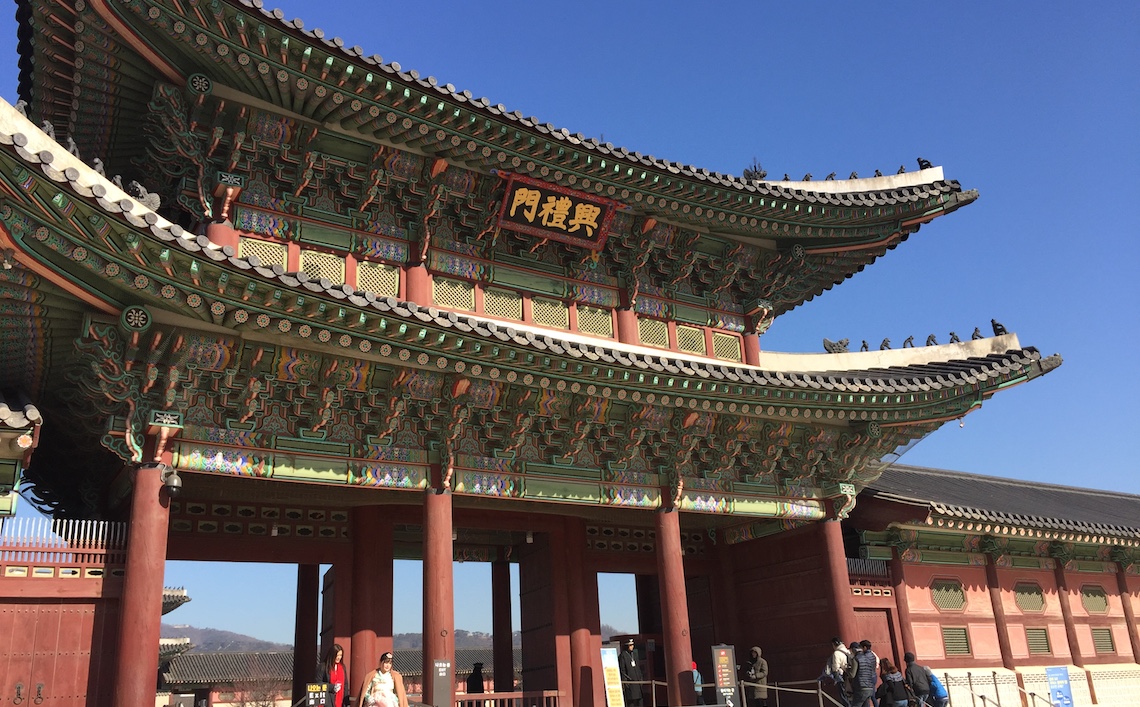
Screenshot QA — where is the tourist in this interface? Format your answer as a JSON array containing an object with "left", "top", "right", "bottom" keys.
[
  {"left": 466, "top": 662, "right": 485, "bottom": 694},
  {"left": 692, "top": 660, "right": 705, "bottom": 705},
  {"left": 358, "top": 651, "right": 408, "bottom": 707},
  {"left": 875, "top": 659, "right": 910, "bottom": 707},
  {"left": 618, "top": 639, "right": 644, "bottom": 707},
  {"left": 851, "top": 642, "right": 877, "bottom": 707},
  {"left": 745, "top": 646, "right": 769, "bottom": 707},
  {"left": 903, "top": 653, "right": 930, "bottom": 706},
  {"left": 859, "top": 641, "right": 880, "bottom": 707},
  {"left": 319, "top": 643, "right": 348, "bottom": 707},
  {"left": 925, "top": 668, "right": 949, "bottom": 707},
  {"left": 819, "top": 637, "right": 851, "bottom": 707}
]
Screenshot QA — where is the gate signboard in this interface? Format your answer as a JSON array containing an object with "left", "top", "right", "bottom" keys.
[{"left": 711, "top": 645, "right": 741, "bottom": 707}]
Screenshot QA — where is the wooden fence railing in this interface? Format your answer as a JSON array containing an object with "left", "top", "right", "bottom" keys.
[{"left": 0, "top": 516, "right": 127, "bottom": 578}]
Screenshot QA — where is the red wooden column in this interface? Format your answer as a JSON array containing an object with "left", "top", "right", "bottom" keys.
[
  {"left": 616, "top": 308, "right": 639, "bottom": 345},
  {"left": 1053, "top": 559, "right": 1085, "bottom": 667},
  {"left": 566, "top": 518, "right": 601, "bottom": 707},
  {"left": 889, "top": 546, "right": 917, "bottom": 660},
  {"left": 742, "top": 333, "right": 761, "bottom": 366},
  {"left": 983, "top": 555, "right": 1015, "bottom": 670},
  {"left": 351, "top": 507, "right": 393, "bottom": 690},
  {"left": 293, "top": 564, "right": 320, "bottom": 704},
  {"left": 492, "top": 556, "right": 515, "bottom": 692},
  {"left": 406, "top": 263, "right": 433, "bottom": 307},
  {"left": 655, "top": 508, "right": 695, "bottom": 707},
  {"left": 113, "top": 463, "right": 171, "bottom": 707},
  {"left": 1115, "top": 562, "right": 1140, "bottom": 663},
  {"left": 820, "top": 520, "right": 859, "bottom": 644},
  {"left": 423, "top": 489, "right": 455, "bottom": 707}
]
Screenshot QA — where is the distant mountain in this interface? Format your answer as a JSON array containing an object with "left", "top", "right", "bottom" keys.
[
  {"left": 162, "top": 623, "right": 632, "bottom": 653},
  {"left": 161, "top": 624, "right": 292, "bottom": 653}
]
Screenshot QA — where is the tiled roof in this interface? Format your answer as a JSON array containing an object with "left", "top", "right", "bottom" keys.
[
  {"left": 159, "top": 638, "right": 193, "bottom": 662},
  {"left": 162, "top": 651, "right": 293, "bottom": 686},
  {"left": 162, "top": 586, "right": 191, "bottom": 616},
  {"left": 0, "top": 98, "right": 1059, "bottom": 403},
  {"left": 0, "top": 390, "right": 40, "bottom": 430},
  {"left": 866, "top": 465, "right": 1140, "bottom": 539},
  {"left": 14, "top": 1, "right": 972, "bottom": 212}
]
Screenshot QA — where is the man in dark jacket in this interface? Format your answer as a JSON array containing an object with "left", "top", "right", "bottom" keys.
[
  {"left": 903, "top": 653, "right": 930, "bottom": 706},
  {"left": 619, "top": 639, "right": 644, "bottom": 707}
]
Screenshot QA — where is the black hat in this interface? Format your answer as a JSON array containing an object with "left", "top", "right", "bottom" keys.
[
  {"left": 381, "top": 651, "right": 394, "bottom": 661},
  {"left": 625, "top": 638, "right": 635, "bottom": 644}
]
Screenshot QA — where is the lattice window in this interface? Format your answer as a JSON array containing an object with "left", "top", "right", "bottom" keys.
[
  {"left": 1081, "top": 585, "right": 1108, "bottom": 613},
  {"left": 676, "top": 325, "right": 706, "bottom": 354},
  {"left": 1015, "top": 583, "right": 1045, "bottom": 612},
  {"left": 485, "top": 288, "right": 523, "bottom": 320},
  {"left": 357, "top": 261, "right": 400, "bottom": 298},
  {"left": 638, "top": 317, "right": 669, "bottom": 348},
  {"left": 931, "top": 579, "right": 966, "bottom": 610},
  {"left": 1092, "top": 627, "right": 1115, "bottom": 654},
  {"left": 532, "top": 297, "right": 569, "bottom": 329},
  {"left": 941, "top": 626, "right": 971, "bottom": 655},
  {"left": 578, "top": 305, "right": 613, "bottom": 338},
  {"left": 1026, "top": 627, "right": 1051, "bottom": 655},
  {"left": 300, "top": 250, "right": 345, "bottom": 284},
  {"left": 712, "top": 331, "right": 743, "bottom": 362},
  {"left": 433, "top": 277, "right": 476, "bottom": 311},
  {"left": 238, "top": 237, "right": 287, "bottom": 268}
]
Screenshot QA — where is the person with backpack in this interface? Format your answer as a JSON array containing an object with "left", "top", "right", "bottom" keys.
[
  {"left": 818, "top": 637, "right": 852, "bottom": 707},
  {"left": 925, "top": 668, "right": 949, "bottom": 707},
  {"left": 903, "top": 653, "right": 930, "bottom": 706}
]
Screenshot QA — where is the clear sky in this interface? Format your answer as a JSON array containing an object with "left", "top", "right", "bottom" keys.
[{"left": 3, "top": 1, "right": 1138, "bottom": 644}]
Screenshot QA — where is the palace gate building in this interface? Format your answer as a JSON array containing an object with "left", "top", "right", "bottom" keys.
[{"left": 0, "top": 1, "right": 1087, "bottom": 705}]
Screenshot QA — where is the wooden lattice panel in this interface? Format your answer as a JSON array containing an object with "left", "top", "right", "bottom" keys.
[
  {"left": 300, "top": 250, "right": 346, "bottom": 284},
  {"left": 485, "top": 288, "right": 523, "bottom": 320},
  {"left": 637, "top": 317, "right": 669, "bottom": 348},
  {"left": 676, "top": 325, "right": 706, "bottom": 354},
  {"left": 1014, "top": 582, "right": 1045, "bottom": 612},
  {"left": 238, "top": 237, "right": 287, "bottom": 267},
  {"left": 433, "top": 277, "right": 476, "bottom": 311},
  {"left": 1092, "top": 627, "right": 1115, "bottom": 654},
  {"left": 1025, "top": 627, "right": 1051, "bottom": 655},
  {"left": 357, "top": 261, "right": 400, "bottom": 297},
  {"left": 941, "top": 626, "right": 971, "bottom": 655},
  {"left": 532, "top": 298, "right": 569, "bottom": 329},
  {"left": 931, "top": 579, "right": 966, "bottom": 610},
  {"left": 1081, "top": 584, "right": 1109, "bottom": 613},
  {"left": 712, "top": 331, "right": 743, "bottom": 362},
  {"left": 577, "top": 305, "right": 613, "bottom": 338}
]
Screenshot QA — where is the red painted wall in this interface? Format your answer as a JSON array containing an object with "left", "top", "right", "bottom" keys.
[{"left": 725, "top": 525, "right": 845, "bottom": 682}]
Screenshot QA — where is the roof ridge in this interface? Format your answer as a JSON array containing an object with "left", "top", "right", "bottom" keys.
[{"left": 884, "top": 463, "right": 1140, "bottom": 500}]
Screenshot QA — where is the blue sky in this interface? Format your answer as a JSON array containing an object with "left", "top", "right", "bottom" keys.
[{"left": 4, "top": 1, "right": 1137, "bottom": 643}]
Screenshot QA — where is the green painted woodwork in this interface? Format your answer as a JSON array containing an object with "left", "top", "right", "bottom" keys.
[
  {"left": 489, "top": 266, "right": 566, "bottom": 298},
  {"left": 273, "top": 455, "right": 350, "bottom": 484},
  {"left": 524, "top": 478, "right": 601, "bottom": 504},
  {"left": 864, "top": 546, "right": 894, "bottom": 561},
  {"left": 299, "top": 222, "right": 354, "bottom": 250}
]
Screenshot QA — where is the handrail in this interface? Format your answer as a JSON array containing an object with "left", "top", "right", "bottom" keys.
[{"left": 1011, "top": 683, "right": 1051, "bottom": 707}]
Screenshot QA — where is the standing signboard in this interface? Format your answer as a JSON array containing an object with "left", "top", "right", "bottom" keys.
[
  {"left": 306, "top": 682, "right": 331, "bottom": 706},
  {"left": 601, "top": 644, "right": 626, "bottom": 707},
  {"left": 1045, "top": 667, "right": 1073, "bottom": 707},
  {"left": 432, "top": 659, "right": 453, "bottom": 707},
  {"left": 711, "top": 645, "right": 742, "bottom": 707}
]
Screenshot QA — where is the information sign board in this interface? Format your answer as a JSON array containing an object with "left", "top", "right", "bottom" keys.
[{"left": 711, "top": 645, "right": 741, "bottom": 707}]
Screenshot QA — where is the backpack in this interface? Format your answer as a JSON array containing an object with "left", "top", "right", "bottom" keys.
[{"left": 844, "top": 653, "right": 858, "bottom": 680}]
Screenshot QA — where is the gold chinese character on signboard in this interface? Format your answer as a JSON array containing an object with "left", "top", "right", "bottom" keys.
[
  {"left": 509, "top": 187, "right": 541, "bottom": 222},
  {"left": 568, "top": 203, "right": 602, "bottom": 236},
  {"left": 539, "top": 195, "right": 573, "bottom": 230}
]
